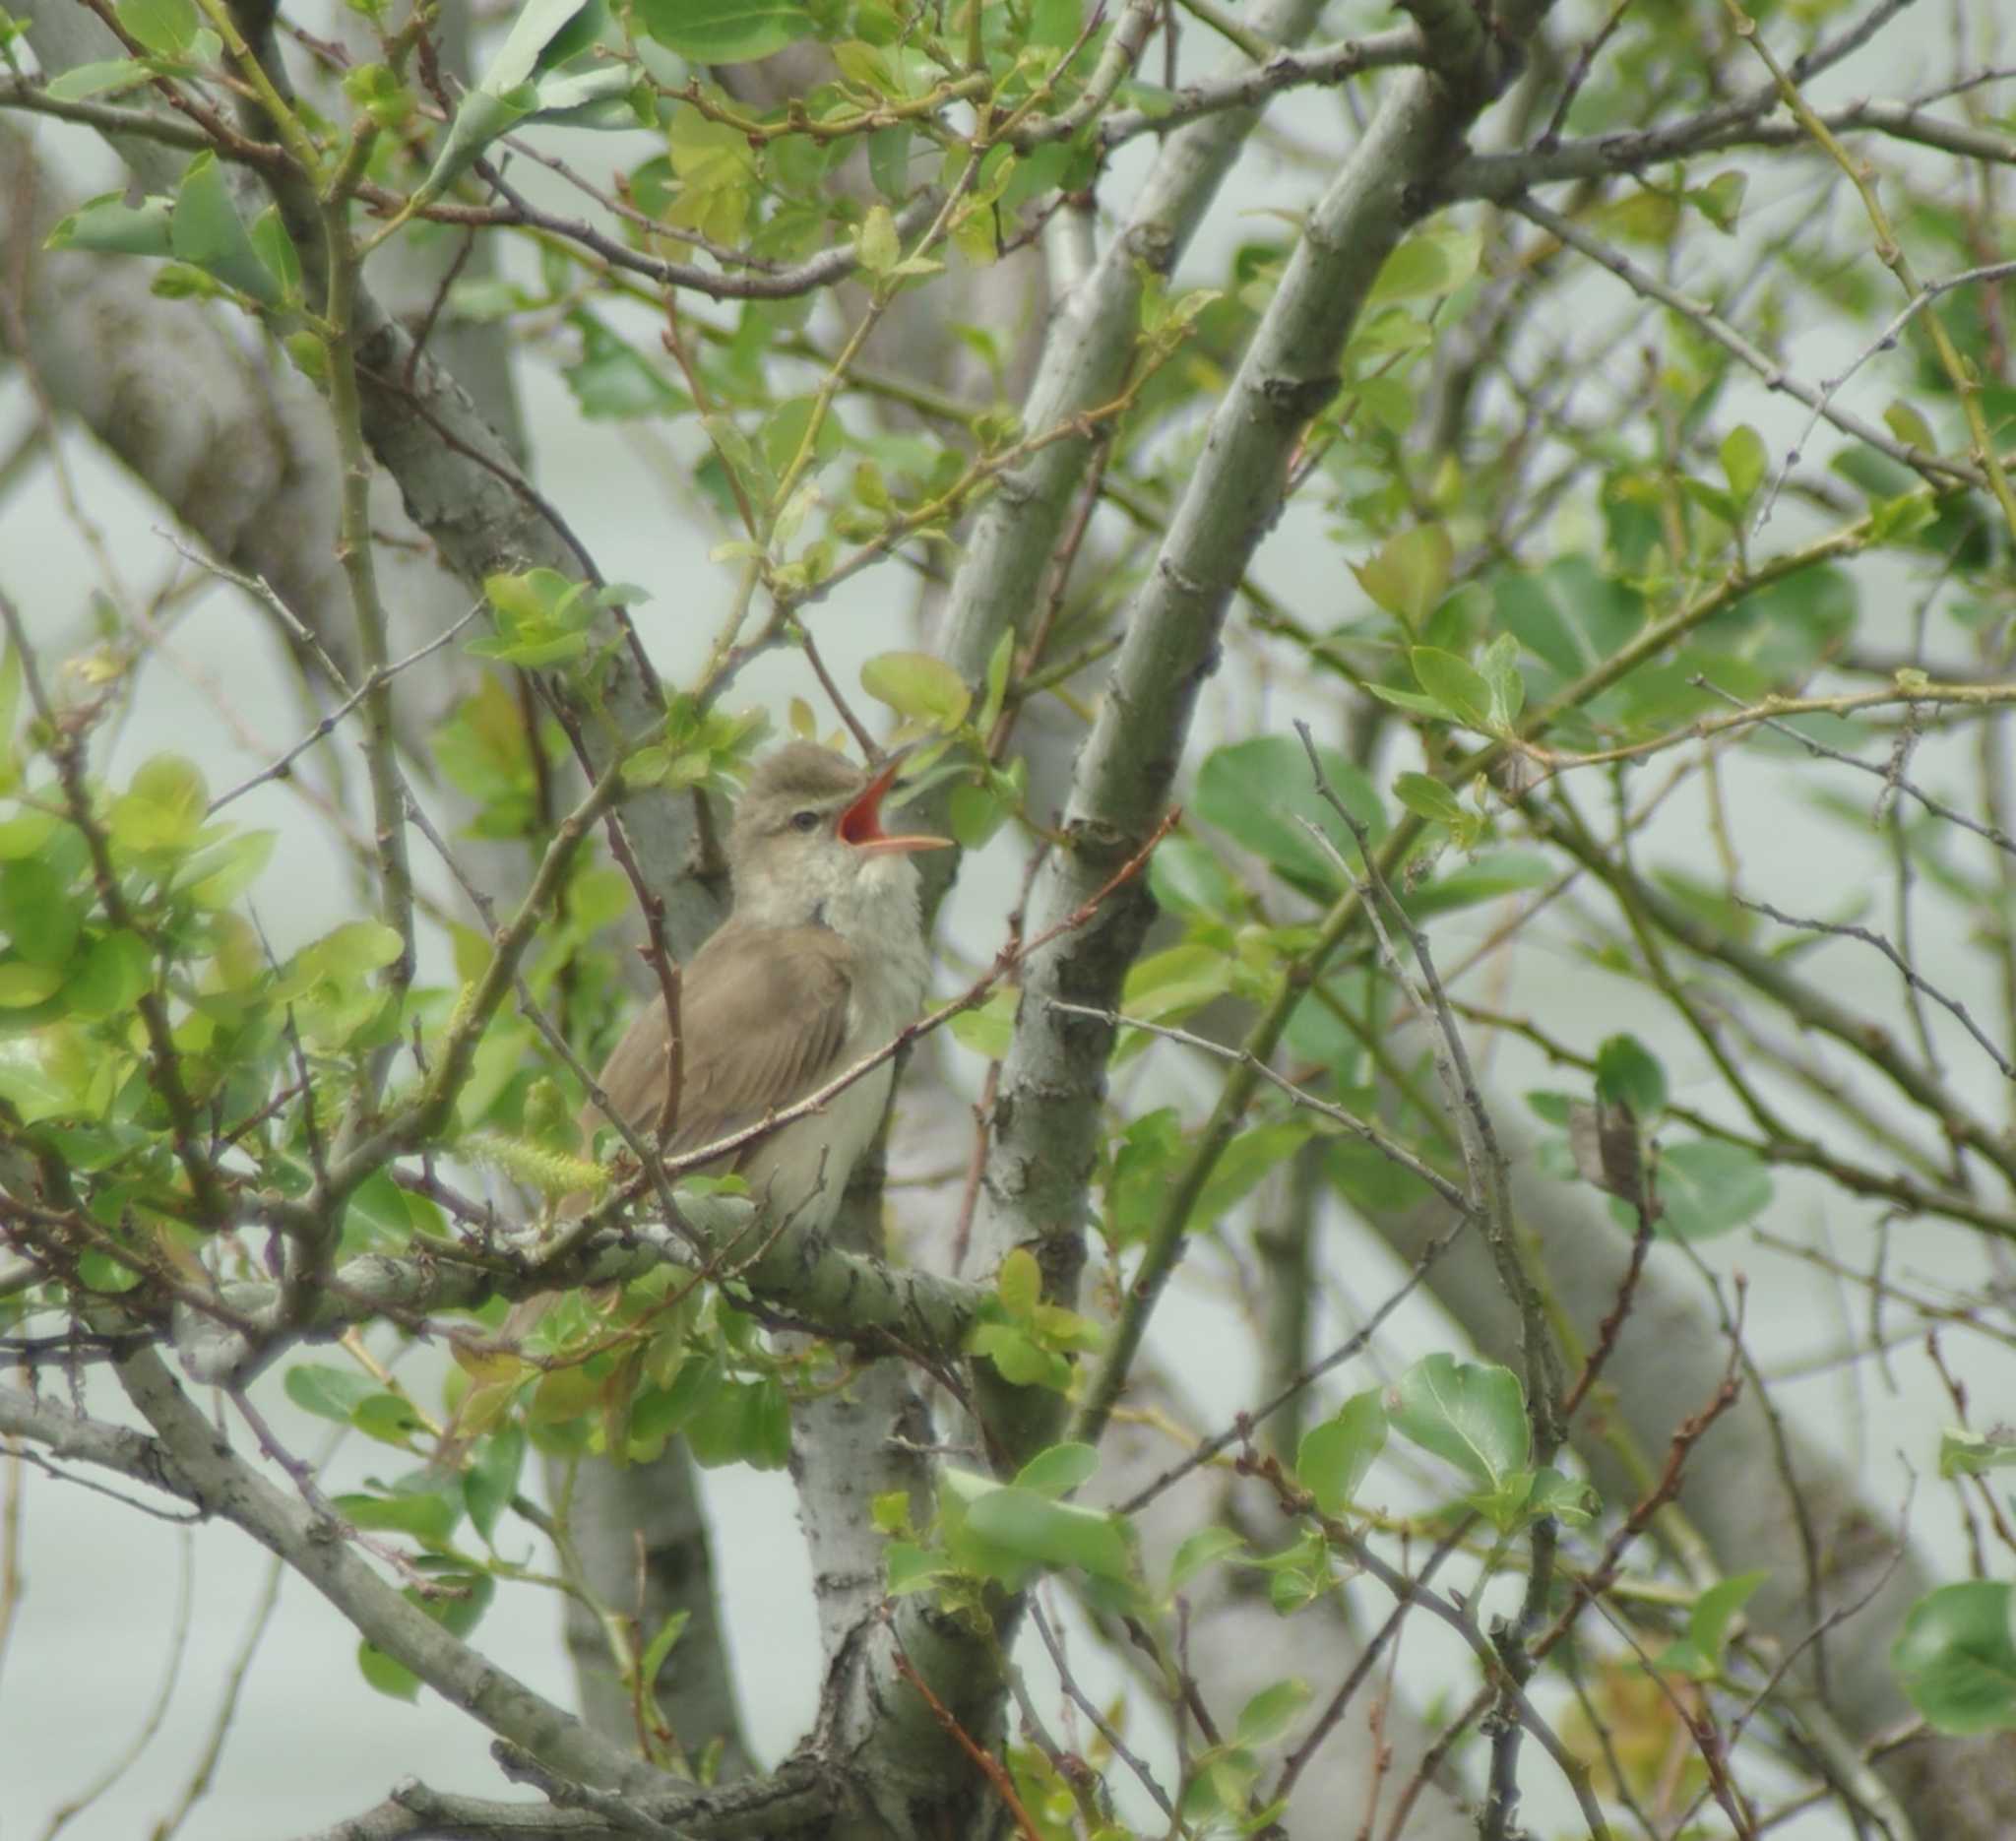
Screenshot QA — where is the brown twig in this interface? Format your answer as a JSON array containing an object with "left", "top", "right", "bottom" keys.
[{"left": 887, "top": 1625, "right": 1043, "bottom": 1841}]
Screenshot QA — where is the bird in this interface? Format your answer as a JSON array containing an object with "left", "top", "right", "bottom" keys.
[{"left": 581, "top": 741, "right": 950, "bottom": 1236}]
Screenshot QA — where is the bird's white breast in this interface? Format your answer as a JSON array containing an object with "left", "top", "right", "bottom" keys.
[{"left": 742, "top": 854, "right": 927, "bottom": 1237}]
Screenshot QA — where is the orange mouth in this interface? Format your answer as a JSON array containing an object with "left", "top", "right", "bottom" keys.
[{"left": 840, "top": 755, "right": 954, "bottom": 856}]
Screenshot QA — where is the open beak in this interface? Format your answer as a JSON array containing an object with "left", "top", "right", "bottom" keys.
[{"left": 839, "top": 752, "right": 953, "bottom": 857}]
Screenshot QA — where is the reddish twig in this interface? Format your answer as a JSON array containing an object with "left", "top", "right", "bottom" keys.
[{"left": 888, "top": 1631, "right": 1043, "bottom": 1841}]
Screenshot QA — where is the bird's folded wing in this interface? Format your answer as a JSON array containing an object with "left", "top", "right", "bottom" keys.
[{"left": 586, "top": 924, "right": 857, "bottom": 1164}]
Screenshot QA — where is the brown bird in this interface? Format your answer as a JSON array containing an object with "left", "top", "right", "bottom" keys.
[{"left": 583, "top": 742, "right": 950, "bottom": 1233}]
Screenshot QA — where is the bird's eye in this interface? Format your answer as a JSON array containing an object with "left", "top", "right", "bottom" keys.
[{"left": 789, "top": 809, "right": 823, "bottom": 834}]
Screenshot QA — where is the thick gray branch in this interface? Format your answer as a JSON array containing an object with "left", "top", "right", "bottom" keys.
[
  {"left": 967, "top": 36, "right": 1542, "bottom": 1452},
  {"left": 172, "top": 1208, "right": 981, "bottom": 1385}
]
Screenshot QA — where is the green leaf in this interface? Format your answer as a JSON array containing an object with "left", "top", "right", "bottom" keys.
[
  {"left": 1015, "top": 1441, "right": 1097, "bottom": 1498},
  {"left": 0, "top": 1040, "right": 74, "bottom": 1122},
  {"left": 43, "top": 58, "right": 153, "bottom": 102},
  {"left": 1721, "top": 423, "right": 1767, "bottom": 506},
  {"left": 1368, "top": 227, "right": 1480, "bottom": 304},
  {"left": 563, "top": 312, "right": 691, "bottom": 420},
  {"left": 357, "top": 1642, "right": 420, "bottom": 1700},
  {"left": 1687, "top": 169, "right": 1746, "bottom": 232},
  {"left": 116, "top": 0, "right": 198, "bottom": 56},
  {"left": 948, "top": 780, "right": 1007, "bottom": 851},
  {"left": 177, "top": 829, "right": 277, "bottom": 909},
  {"left": 0, "top": 961, "right": 63, "bottom": 1006},
  {"left": 1940, "top": 1429, "right": 2016, "bottom": 1480},
  {"left": 1168, "top": 1526, "right": 1246, "bottom": 1593},
  {"left": 635, "top": 0, "right": 815, "bottom": 63},
  {"left": 1594, "top": 1034, "right": 1667, "bottom": 1117},
  {"left": 303, "top": 920, "right": 405, "bottom": 979},
  {"left": 1195, "top": 735, "right": 1384, "bottom": 895},
  {"left": 49, "top": 189, "right": 175, "bottom": 260},
  {"left": 284, "top": 1364, "right": 380, "bottom": 1422},
  {"left": 1687, "top": 1570, "right": 1767, "bottom": 1671},
  {"left": 761, "top": 397, "right": 846, "bottom": 480},
  {"left": 1894, "top": 1581, "right": 2016, "bottom": 1734},
  {"left": 1409, "top": 648, "right": 1495, "bottom": 732},
  {"left": 414, "top": 0, "right": 623, "bottom": 199},
  {"left": 1388, "top": 1354, "right": 1529, "bottom": 1492},
  {"left": 946, "top": 1469, "right": 1133, "bottom": 1585},
  {"left": 0, "top": 859, "right": 81, "bottom": 966},
  {"left": 868, "top": 123, "right": 912, "bottom": 200},
  {"left": 996, "top": 1245, "right": 1041, "bottom": 1319},
  {"left": 1353, "top": 526, "right": 1452, "bottom": 626},
  {"left": 466, "top": 1425, "right": 525, "bottom": 1544},
  {"left": 170, "top": 155, "right": 283, "bottom": 304},
  {"left": 970, "top": 1322, "right": 1069, "bottom": 1390},
  {"left": 334, "top": 1488, "right": 462, "bottom": 1544},
  {"left": 948, "top": 986, "right": 1016, "bottom": 1059},
  {"left": 859, "top": 651, "right": 971, "bottom": 727},
  {"left": 1296, "top": 1389, "right": 1387, "bottom": 1515},
  {"left": 1391, "top": 771, "right": 1466, "bottom": 830},
  {"left": 1404, "top": 851, "right": 1556, "bottom": 919},
  {"left": 352, "top": 1392, "right": 426, "bottom": 1447},
  {"left": 1236, "top": 1678, "right": 1311, "bottom": 1746},
  {"left": 62, "top": 931, "right": 153, "bottom": 1021},
  {"left": 856, "top": 202, "right": 901, "bottom": 277},
  {"left": 1635, "top": 1138, "right": 1772, "bottom": 1240},
  {"left": 638, "top": 1610, "right": 690, "bottom": 1686},
  {"left": 109, "top": 752, "right": 207, "bottom": 853}
]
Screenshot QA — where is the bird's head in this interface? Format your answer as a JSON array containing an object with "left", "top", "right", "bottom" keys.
[{"left": 727, "top": 741, "right": 951, "bottom": 928}]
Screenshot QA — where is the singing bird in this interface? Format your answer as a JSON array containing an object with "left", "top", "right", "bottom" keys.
[{"left": 583, "top": 742, "right": 950, "bottom": 1232}]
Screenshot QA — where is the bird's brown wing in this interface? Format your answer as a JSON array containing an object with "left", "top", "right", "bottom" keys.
[{"left": 585, "top": 922, "right": 856, "bottom": 1166}]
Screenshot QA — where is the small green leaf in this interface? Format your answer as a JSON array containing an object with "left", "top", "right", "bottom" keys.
[
  {"left": 856, "top": 203, "right": 900, "bottom": 277},
  {"left": 0, "top": 859, "right": 81, "bottom": 966},
  {"left": 43, "top": 58, "right": 153, "bottom": 102},
  {"left": 1168, "top": 1526, "right": 1246, "bottom": 1593},
  {"left": 1368, "top": 227, "right": 1480, "bottom": 304},
  {"left": 1594, "top": 1035, "right": 1667, "bottom": 1117},
  {"left": 335, "top": 1488, "right": 461, "bottom": 1543},
  {"left": 170, "top": 154, "right": 283, "bottom": 304},
  {"left": 1195, "top": 735, "right": 1384, "bottom": 894},
  {"left": 971, "top": 1322, "right": 1068, "bottom": 1389},
  {"left": 1635, "top": 1139, "right": 1772, "bottom": 1240},
  {"left": 952, "top": 1473, "right": 1133, "bottom": 1584},
  {"left": 638, "top": 1610, "right": 690, "bottom": 1685},
  {"left": 116, "top": 0, "right": 198, "bottom": 56},
  {"left": 110, "top": 752, "right": 208, "bottom": 852},
  {"left": 284, "top": 1364, "right": 380, "bottom": 1422},
  {"left": 0, "top": 962, "right": 64, "bottom": 1006},
  {"left": 996, "top": 1246, "right": 1041, "bottom": 1319},
  {"left": 1883, "top": 399, "right": 1938, "bottom": 453},
  {"left": 1353, "top": 526, "right": 1452, "bottom": 627},
  {"left": 351, "top": 1393, "right": 426, "bottom": 1447},
  {"left": 58, "top": 931, "right": 150, "bottom": 1022},
  {"left": 949, "top": 986, "right": 1016, "bottom": 1060},
  {"left": 1391, "top": 772, "right": 1466, "bottom": 829},
  {"left": 466, "top": 1424, "right": 525, "bottom": 1544},
  {"left": 1015, "top": 1442, "right": 1097, "bottom": 1498},
  {"left": 1410, "top": 648, "right": 1495, "bottom": 732},
  {"left": 356, "top": 1641, "right": 420, "bottom": 1700},
  {"left": 1235, "top": 1678, "right": 1311, "bottom": 1746},
  {"left": 1388, "top": 1354, "right": 1529, "bottom": 1492},
  {"left": 859, "top": 651, "right": 971, "bottom": 727},
  {"left": 1894, "top": 1581, "right": 2016, "bottom": 1734},
  {"left": 1296, "top": 1389, "right": 1387, "bottom": 1515},
  {"left": 1940, "top": 1429, "right": 2016, "bottom": 1480},
  {"left": 1721, "top": 424, "right": 1767, "bottom": 506},
  {"left": 1688, "top": 1570, "right": 1767, "bottom": 1669},
  {"left": 868, "top": 124, "right": 913, "bottom": 200},
  {"left": 634, "top": 0, "right": 815, "bottom": 63}
]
